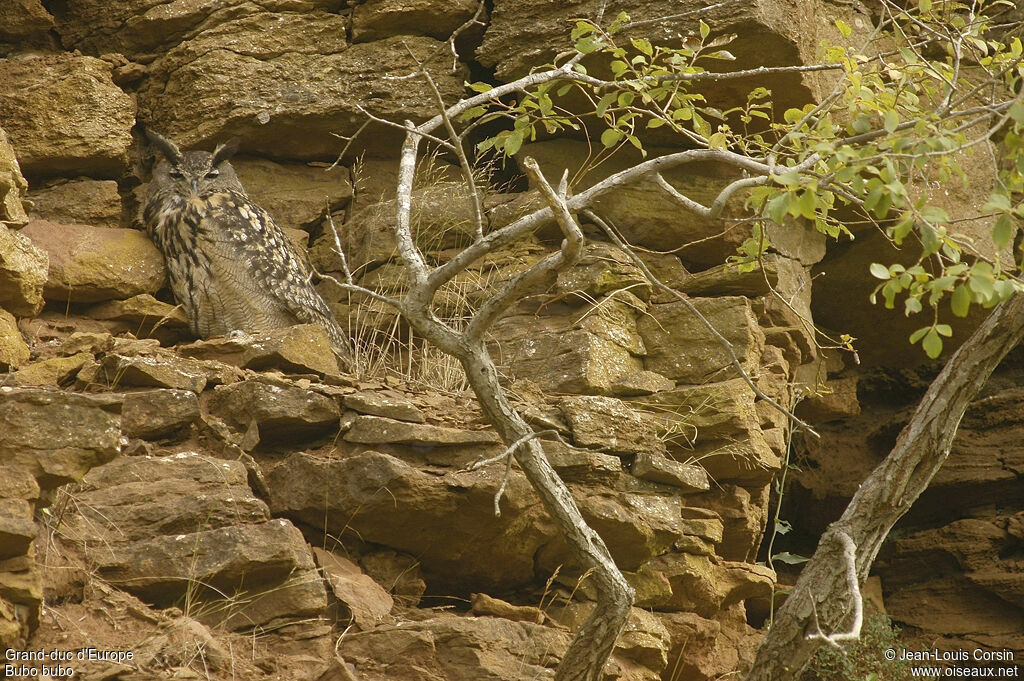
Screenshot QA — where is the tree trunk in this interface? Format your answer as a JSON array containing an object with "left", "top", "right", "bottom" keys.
[{"left": 748, "top": 293, "right": 1024, "bottom": 681}]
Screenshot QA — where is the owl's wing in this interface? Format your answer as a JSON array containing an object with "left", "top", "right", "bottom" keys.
[{"left": 203, "top": 191, "right": 353, "bottom": 363}]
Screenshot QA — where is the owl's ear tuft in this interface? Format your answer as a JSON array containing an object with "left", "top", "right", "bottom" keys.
[
  {"left": 145, "top": 130, "right": 184, "bottom": 166},
  {"left": 212, "top": 138, "right": 240, "bottom": 166}
]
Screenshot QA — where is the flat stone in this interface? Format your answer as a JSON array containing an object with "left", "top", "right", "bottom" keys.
[
  {"left": 86, "top": 294, "right": 189, "bottom": 328},
  {"left": 540, "top": 439, "right": 623, "bottom": 484},
  {"left": 99, "top": 354, "right": 207, "bottom": 392},
  {"left": 352, "top": 0, "right": 480, "bottom": 42},
  {"left": 209, "top": 379, "right": 340, "bottom": 442},
  {"left": 343, "top": 390, "right": 425, "bottom": 423},
  {"left": 121, "top": 389, "right": 200, "bottom": 440},
  {"left": 558, "top": 395, "right": 661, "bottom": 456},
  {"left": 343, "top": 415, "right": 499, "bottom": 446},
  {"left": 20, "top": 221, "right": 166, "bottom": 304},
  {"left": 178, "top": 324, "right": 340, "bottom": 376},
  {"left": 0, "top": 126, "right": 30, "bottom": 229},
  {"left": 27, "top": 179, "right": 122, "bottom": 229},
  {"left": 6, "top": 352, "right": 92, "bottom": 387},
  {"left": 632, "top": 451, "right": 710, "bottom": 491},
  {"left": 0, "top": 515, "right": 37, "bottom": 561},
  {"left": 0, "top": 465, "right": 39, "bottom": 501},
  {"left": 796, "top": 376, "right": 861, "bottom": 422},
  {"left": 0, "top": 224, "right": 47, "bottom": 316},
  {"left": 232, "top": 157, "right": 352, "bottom": 231},
  {"left": 313, "top": 548, "right": 393, "bottom": 630}
]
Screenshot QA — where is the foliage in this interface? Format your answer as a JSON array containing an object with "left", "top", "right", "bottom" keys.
[
  {"left": 463, "top": 0, "right": 1024, "bottom": 359},
  {"left": 800, "top": 613, "right": 914, "bottom": 681}
]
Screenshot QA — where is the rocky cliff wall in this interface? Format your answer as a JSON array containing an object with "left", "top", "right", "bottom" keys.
[{"left": 0, "top": 1, "right": 1018, "bottom": 680}]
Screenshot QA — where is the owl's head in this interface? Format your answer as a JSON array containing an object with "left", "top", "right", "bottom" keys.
[{"left": 146, "top": 130, "right": 243, "bottom": 196}]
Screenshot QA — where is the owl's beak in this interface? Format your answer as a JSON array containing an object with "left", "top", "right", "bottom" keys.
[{"left": 191, "top": 178, "right": 199, "bottom": 194}]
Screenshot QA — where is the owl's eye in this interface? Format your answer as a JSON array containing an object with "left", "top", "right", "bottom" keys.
[
  {"left": 169, "top": 168, "right": 184, "bottom": 179},
  {"left": 205, "top": 168, "right": 220, "bottom": 179}
]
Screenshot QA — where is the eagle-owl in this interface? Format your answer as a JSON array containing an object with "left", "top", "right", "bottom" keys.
[{"left": 142, "top": 130, "right": 353, "bottom": 366}]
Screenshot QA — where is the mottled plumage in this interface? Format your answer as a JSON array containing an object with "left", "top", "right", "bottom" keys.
[{"left": 142, "top": 131, "right": 352, "bottom": 366}]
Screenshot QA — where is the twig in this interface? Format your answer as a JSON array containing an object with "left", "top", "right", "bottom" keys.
[{"left": 463, "top": 429, "right": 559, "bottom": 516}]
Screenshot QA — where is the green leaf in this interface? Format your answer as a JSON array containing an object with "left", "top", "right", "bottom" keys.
[
  {"left": 919, "top": 0, "right": 932, "bottom": 13},
  {"left": 772, "top": 552, "right": 810, "bottom": 565},
  {"left": 884, "top": 110, "right": 899, "bottom": 133},
  {"left": 631, "top": 38, "right": 653, "bottom": 56},
  {"left": 708, "top": 131, "right": 728, "bottom": 149},
  {"left": 922, "top": 329, "right": 943, "bottom": 358},
  {"left": 699, "top": 20, "right": 710, "bottom": 40},
  {"left": 796, "top": 190, "right": 817, "bottom": 220},
  {"left": 600, "top": 128, "right": 624, "bottom": 148},
  {"left": 835, "top": 18, "right": 852, "bottom": 38},
  {"left": 503, "top": 129, "right": 525, "bottom": 156},
  {"left": 904, "top": 297, "right": 922, "bottom": 316},
  {"left": 993, "top": 214, "right": 1014, "bottom": 250},
  {"left": 468, "top": 82, "right": 493, "bottom": 93},
  {"left": 909, "top": 326, "right": 930, "bottom": 344},
  {"left": 869, "top": 262, "right": 891, "bottom": 280},
  {"left": 766, "top": 193, "right": 791, "bottom": 224}
]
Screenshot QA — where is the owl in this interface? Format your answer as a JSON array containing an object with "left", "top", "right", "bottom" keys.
[{"left": 142, "top": 130, "right": 353, "bottom": 367}]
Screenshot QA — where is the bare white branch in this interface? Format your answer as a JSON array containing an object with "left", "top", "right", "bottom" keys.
[{"left": 805, "top": 531, "right": 863, "bottom": 649}]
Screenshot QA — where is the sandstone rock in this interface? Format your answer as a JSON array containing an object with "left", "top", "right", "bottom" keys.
[
  {"left": 20, "top": 221, "right": 166, "bottom": 304},
  {"left": 0, "top": 54, "right": 134, "bottom": 177},
  {"left": 0, "top": 127, "right": 29, "bottom": 228},
  {"left": 480, "top": 0, "right": 871, "bottom": 109},
  {"left": 639, "top": 552, "right": 774, "bottom": 617},
  {"left": 553, "top": 603, "right": 670, "bottom": 678},
  {"left": 632, "top": 451, "right": 710, "bottom": 492},
  {"left": 0, "top": 224, "right": 48, "bottom": 316},
  {"left": 540, "top": 439, "right": 623, "bottom": 484},
  {"left": 558, "top": 395, "right": 661, "bottom": 456},
  {"left": 659, "top": 606, "right": 762, "bottom": 681},
  {"left": 121, "top": 389, "right": 200, "bottom": 440},
  {"left": 0, "top": 515, "right": 36, "bottom": 561},
  {"left": 0, "top": 309, "right": 29, "bottom": 370},
  {"left": 359, "top": 550, "right": 426, "bottom": 607},
  {"left": 339, "top": 613, "right": 570, "bottom": 681},
  {"left": 4, "top": 352, "right": 91, "bottom": 387},
  {"left": 209, "top": 379, "right": 340, "bottom": 443},
  {"left": 470, "top": 592, "right": 544, "bottom": 624},
  {"left": 268, "top": 451, "right": 556, "bottom": 592},
  {"left": 352, "top": 0, "right": 480, "bottom": 42},
  {"left": 313, "top": 548, "right": 393, "bottom": 630},
  {"left": 0, "top": 387, "right": 121, "bottom": 489},
  {"left": 139, "top": 22, "right": 466, "bottom": 160},
  {"left": 52, "top": 0, "right": 339, "bottom": 57},
  {"left": 100, "top": 353, "right": 208, "bottom": 392},
  {"left": 27, "top": 179, "right": 122, "bottom": 228},
  {"left": 97, "top": 519, "right": 328, "bottom": 628},
  {"left": 573, "top": 491, "right": 683, "bottom": 571},
  {"left": 71, "top": 453, "right": 268, "bottom": 543},
  {"left": 86, "top": 294, "right": 190, "bottom": 333},
  {"left": 639, "top": 379, "right": 781, "bottom": 485},
  {"left": 638, "top": 296, "right": 764, "bottom": 385},
  {"left": 0, "top": 465, "right": 39, "bottom": 503},
  {"left": 0, "top": 0, "right": 54, "bottom": 55},
  {"left": 344, "top": 390, "right": 425, "bottom": 423},
  {"left": 343, "top": 415, "right": 499, "bottom": 446},
  {"left": 555, "top": 242, "right": 651, "bottom": 301},
  {"left": 797, "top": 376, "right": 861, "bottom": 422},
  {"left": 694, "top": 484, "right": 770, "bottom": 562},
  {"left": 179, "top": 324, "right": 341, "bottom": 375},
  {"left": 232, "top": 157, "right": 352, "bottom": 231}
]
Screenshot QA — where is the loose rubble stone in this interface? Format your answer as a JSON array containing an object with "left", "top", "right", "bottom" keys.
[
  {"left": 554, "top": 604, "right": 671, "bottom": 678},
  {"left": 470, "top": 592, "right": 544, "bottom": 624},
  {"left": 360, "top": 550, "right": 427, "bottom": 607},
  {"left": 4, "top": 352, "right": 92, "bottom": 387},
  {"left": 313, "top": 548, "right": 393, "bottom": 630},
  {"left": 0, "top": 0, "right": 54, "bottom": 55},
  {"left": 540, "top": 439, "right": 623, "bottom": 484},
  {"left": 632, "top": 451, "right": 710, "bottom": 491},
  {"left": 0, "top": 387, "right": 121, "bottom": 489},
  {"left": 21, "top": 221, "right": 166, "bottom": 304},
  {"left": 232, "top": 157, "right": 352, "bottom": 231},
  {"left": 0, "top": 54, "right": 134, "bottom": 177},
  {"left": 0, "top": 224, "right": 48, "bottom": 316}
]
